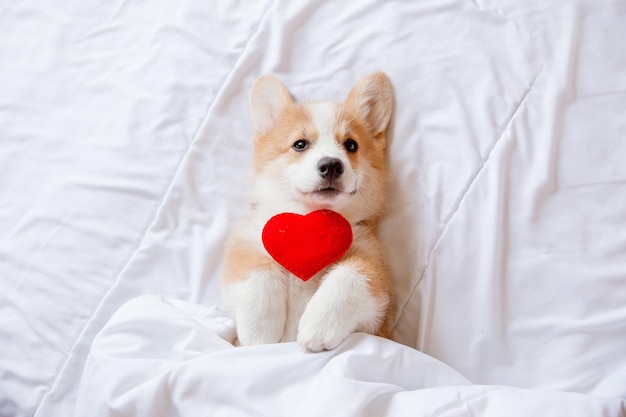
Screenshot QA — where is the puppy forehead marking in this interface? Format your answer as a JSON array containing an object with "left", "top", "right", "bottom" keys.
[{"left": 305, "top": 102, "right": 340, "bottom": 142}]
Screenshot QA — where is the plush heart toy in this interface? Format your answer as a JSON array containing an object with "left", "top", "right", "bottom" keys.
[{"left": 262, "top": 210, "right": 353, "bottom": 281}]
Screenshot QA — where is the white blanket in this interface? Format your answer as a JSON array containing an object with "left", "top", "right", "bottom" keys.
[
  {"left": 75, "top": 296, "right": 624, "bottom": 417},
  {"left": 1, "top": 0, "right": 625, "bottom": 416}
]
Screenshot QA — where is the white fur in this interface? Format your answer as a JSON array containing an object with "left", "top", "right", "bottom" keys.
[
  {"left": 297, "top": 264, "right": 383, "bottom": 352},
  {"left": 223, "top": 269, "right": 287, "bottom": 345},
  {"left": 280, "top": 277, "right": 320, "bottom": 341},
  {"left": 222, "top": 255, "right": 322, "bottom": 345},
  {"left": 224, "top": 257, "right": 384, "bottom": 350}
]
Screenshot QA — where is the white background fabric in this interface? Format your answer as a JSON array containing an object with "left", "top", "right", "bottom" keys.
[{"left": 1, "top": 0, "right": 625, "bottom": 416}]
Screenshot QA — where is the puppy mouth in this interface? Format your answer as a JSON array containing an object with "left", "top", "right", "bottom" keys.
[
  {"left": 303, "top": 186, "right": 358, "bottom": 199},
  {"left": 298, "top": 177, "right": 358, "bottom": 207},
  {"left": 313, "top": 187, "right": 343, "bottom": 197}
]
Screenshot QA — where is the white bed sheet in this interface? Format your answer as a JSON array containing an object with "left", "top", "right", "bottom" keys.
[
  {"left": 74, "top": 296, "right": 625, "bottom": 417},
  {"left": 1, "top": 0, "right": 625, "bottom": 416}
]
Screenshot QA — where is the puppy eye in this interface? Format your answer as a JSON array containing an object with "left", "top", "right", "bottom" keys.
[
  {"left": 344, "top": 138, "right": 358, "bottom": 153},
  {"left": 292, "top": 139, "right": 309, "bottom": 152}
]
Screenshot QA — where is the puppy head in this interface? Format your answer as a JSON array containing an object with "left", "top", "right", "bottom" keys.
[{"left": 249, "top": 72, "right": 393, "bottom": 221}]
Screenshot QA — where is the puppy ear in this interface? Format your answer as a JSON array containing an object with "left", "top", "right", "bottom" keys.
[
  {"left": 345, "top": 72, "right": 393, "bottom": 136},
  {"left": 249, "top": 74, "right": 293, "bottom": 136}
]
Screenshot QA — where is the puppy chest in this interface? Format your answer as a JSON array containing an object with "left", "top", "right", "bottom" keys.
[{"left": 281, "top": 275, "right": 319, "bottom": 341}]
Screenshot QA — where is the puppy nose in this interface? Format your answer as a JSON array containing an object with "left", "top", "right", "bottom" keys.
[{"left": 317, "top": 157, "right": 344, "bottom": 179}]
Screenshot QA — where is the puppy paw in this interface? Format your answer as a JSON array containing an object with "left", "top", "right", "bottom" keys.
[{"left": 297, "top": 314, "right": 350, "bottom": 352}]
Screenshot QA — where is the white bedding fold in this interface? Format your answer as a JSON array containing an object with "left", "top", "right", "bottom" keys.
[{"left": 74, "top": 296, "right": 625, "bottom": 417}]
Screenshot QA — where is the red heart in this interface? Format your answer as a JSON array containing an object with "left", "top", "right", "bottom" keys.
[{"left": 262, "top": 210, "right": 353, "bottom": 281}]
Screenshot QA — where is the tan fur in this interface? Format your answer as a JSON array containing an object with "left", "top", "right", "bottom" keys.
[
  {"left": 341, "top": 226, "right": 396, "bottom": 338},
  {"left": 254, "top": 104, "right": 315, "bottom": 172},
  {"left": 222, "top": 240, "right": 279, "bottom": 284}
]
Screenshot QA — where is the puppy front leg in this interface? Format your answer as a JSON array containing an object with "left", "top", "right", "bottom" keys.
[
  {"left": 297, "top": 263, "right": 387, "bottom": 352},
  {"left": 224, "top": 268, "right": 287, "bottom": 346}
]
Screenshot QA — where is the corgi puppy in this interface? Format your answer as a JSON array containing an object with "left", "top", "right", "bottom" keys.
[{"left": 221, "top": 72, "right": 395, "bottom": 352}]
